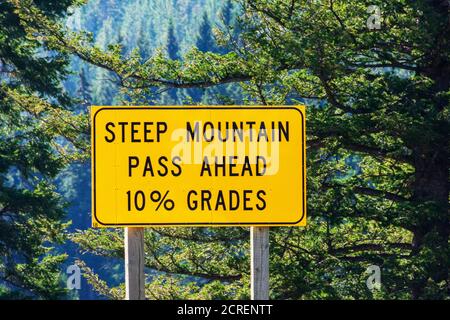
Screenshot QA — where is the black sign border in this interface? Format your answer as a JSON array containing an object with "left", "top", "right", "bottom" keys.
[{"left": 92, "top": 106, "right": 306, "bottom": 226}]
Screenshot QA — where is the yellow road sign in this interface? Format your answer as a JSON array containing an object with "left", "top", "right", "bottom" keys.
[{"left": 91, "top": 106, "right": 306, "bottom": 227}]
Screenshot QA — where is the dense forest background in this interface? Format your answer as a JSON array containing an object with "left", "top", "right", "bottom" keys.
[{"left": 1, "top": 0, "right": 448, "bottom": 300}]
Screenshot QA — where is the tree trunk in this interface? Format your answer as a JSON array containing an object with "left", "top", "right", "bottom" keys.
[
  {"left": 411, "top": 142, "right": 449, "bottom": 298},
  {"left": 411, "top": 61, "right": 450, "bottom": 299}
]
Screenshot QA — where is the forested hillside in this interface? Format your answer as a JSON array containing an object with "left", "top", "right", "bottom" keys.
[
  {"left": 2, "top": 0, "right": 448, "bottom": 301},
  {"left": 65, "top": 0, "right": 238, "bottom": 106}
]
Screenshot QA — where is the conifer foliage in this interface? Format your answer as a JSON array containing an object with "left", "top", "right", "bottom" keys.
[{"left": 0, "top": 0, "right": 85, "bottom": 299}]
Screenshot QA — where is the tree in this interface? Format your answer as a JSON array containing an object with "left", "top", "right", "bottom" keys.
[
  {"left": 196, "top": 12, "right": 217, "bottom": 53},
  {"left": 164, "top": 19, "right": 180, "bottom": 103},
  {"left": 77, "top": 67, "right": 92, "bottom": 108},
  {"left": 0, "top": 0, "right": 85, "bottom": 299},
  {"left": 220, "top": 0, "right": 233, "bottom": 27},
  {"left": 18, "top": 0, "right": 449, "bottom": 299},
  {"left": 137, "top": 33, "right": 151, "bottom": 61},
  {"left": 166, "top": 20, "right": 180, "bottom": 60},
  {"left": 188, "top": 13, "right": 220, "bottom": 102}
]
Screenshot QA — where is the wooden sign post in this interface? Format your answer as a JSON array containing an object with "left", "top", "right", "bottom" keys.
[
  {"left": 251, "top": 226, "right": 269, "bottom": 300},
  {"left": 125, "top": 227, "right": 145, "bottom": 300}
]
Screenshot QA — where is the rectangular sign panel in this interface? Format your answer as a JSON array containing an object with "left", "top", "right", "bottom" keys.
[{"left": 91, "top": 106, "right": 306, "bottom": 227}]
